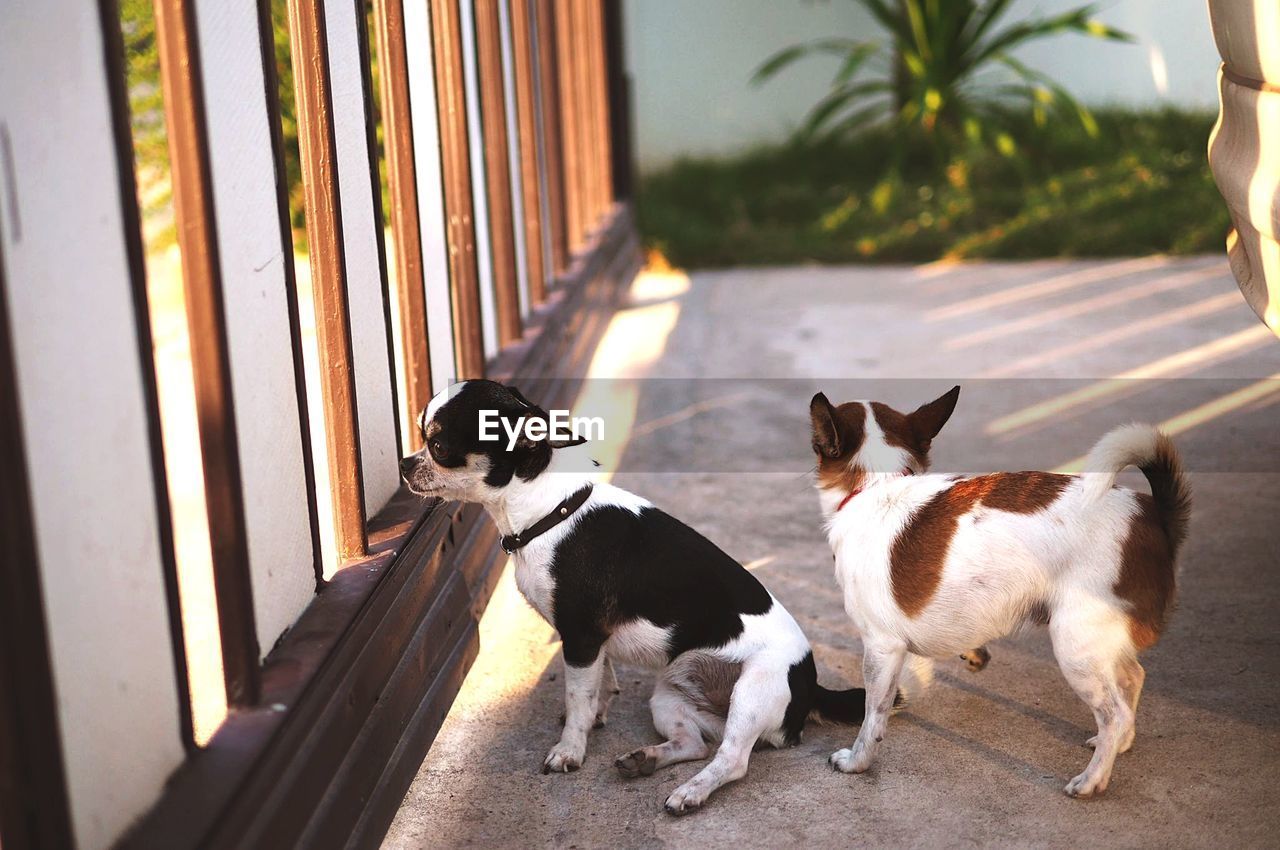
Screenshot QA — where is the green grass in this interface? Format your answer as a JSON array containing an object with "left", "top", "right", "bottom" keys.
[{"left": 637, "top": 109, "right": 1230, "bottom": 268}]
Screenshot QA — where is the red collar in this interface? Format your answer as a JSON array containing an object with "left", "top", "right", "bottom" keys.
[{"left": 836, "top": 468, "right": 914, "bottom": 513}]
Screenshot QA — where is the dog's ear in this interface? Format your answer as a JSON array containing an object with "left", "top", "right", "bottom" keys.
[
  {"left": 810, "top": 392, "right": 842, "bottom": 458},
  {"left": 514, "top": 428, "right": 586, "bottom": 451},
  {"left": 507, "top": 408, "right": 552, "bottom": 478},
  {"left": 506, "top": 402, "right": 586, "bottom": 451},
  {"left": 908, "top": 385, "right": 960, "bottom": 445},
  {"left": 507, "top": 385, "right": 536, "bottom": 409},
  {"left": 504, "top": 385, "right": 587, "bottom": 450},
  {"left": 503, "top": 385, "right": 546, "bottom": 449}
]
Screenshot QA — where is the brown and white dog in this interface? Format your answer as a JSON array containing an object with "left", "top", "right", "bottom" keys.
[{"left": 809, "top": 386, "right": 1191, "bottom": 797}]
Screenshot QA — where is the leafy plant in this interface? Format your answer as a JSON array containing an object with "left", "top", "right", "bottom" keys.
[
  {"left": 638, "top": 109, "right": 1225, "bottom": 267},
  {"left": 754, "top": 0, "right": 1131, "bottom": 156}
]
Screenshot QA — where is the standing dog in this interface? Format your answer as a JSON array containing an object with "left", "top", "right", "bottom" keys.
[
  {"left": 401, "top": 380, "right": 870, "bottom": 814},
  {"left": 809, "top": 386, "right": 1190, "bottom": 797}
]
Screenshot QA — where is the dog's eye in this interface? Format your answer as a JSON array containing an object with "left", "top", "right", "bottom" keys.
[{"left": 428, "top": 439, "right": 444, "bottom": 459}]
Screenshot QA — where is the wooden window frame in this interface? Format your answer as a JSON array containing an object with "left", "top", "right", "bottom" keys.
[
  {"left": 534, "top": 0, "right": 570, "bottom": 274},
  {"left": 3, "top": 2, "right": 639, "bottom": 848},
  {"left": 373, "top": 0, "right": 434, "bottom": 450},
  {"left": 260, "top": 0, "right": 326, "bottom": 587},
  {"left": 475, "top": 0, "right": 523, "bottom": 346},
  {"left": 120, "top": 205, "right": 641, "bottom": 849},
  {"left": 430, "top": 0, "right": 486, "bottom": 379},
  {"left": 1, "top": 3, "right": 196, "bottom": 843},
  {"left": 153, "top": 0, "right": 262, "bottom": 705},
  {"left": 509, "top": 0, "right": 549, "bottom": 305},
  {"left": 587, "top": 0, "right": 614, "bottom": 216},
  {"left": 552, "top": 0, "right": 585, "bottom": 253},
  {"left": 285, "top": 0, "right": 370, "bottom": 559},
  {"left": 457, "top": 0, "right": 503, "bottom": 358}
]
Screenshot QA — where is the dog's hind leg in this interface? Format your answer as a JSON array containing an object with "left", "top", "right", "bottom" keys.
[
  {"left": 1088, "top": 656, "right": 1143, "bottom": 754},
  {"left": 1052, "top": 610, "right": 1134, "bottom": 797},
  {"left": 830, "top": 635, "right": 907, "bottom": 774},
  {"left": 662, "top": 658, "right": 790, "bottom": 815},
  {"left": 615, "top": 676, "right": 712, "bottom": 779},
  {"left": 595, "top": 656, "right": 621, "bottom": 728}
]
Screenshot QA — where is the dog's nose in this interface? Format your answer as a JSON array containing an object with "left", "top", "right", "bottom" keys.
[{"left": 399, "top": 456, "right": 420, "bottom": 478}]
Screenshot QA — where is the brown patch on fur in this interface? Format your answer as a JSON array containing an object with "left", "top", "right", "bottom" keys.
[
  {"left": 890, "top": 472, "right": 1073, "bottom": 616},
  {"left": 936, "top": 472, "right": 1071, "bottom": 514},
  {"left": 813, "top": 401, "right": 867, "bottom": 494},
  {"left": 1114, "top": 494, "right": 1177, "bottom": 650},
  {"left": 869, "top": 402, "right": 928, "bottom": 469},
  {"left": 890, "top": 481, "right": 976, "bottom": 616},
  {"left": 978, "top": 472, "right": 1071, "bottom": 512}
]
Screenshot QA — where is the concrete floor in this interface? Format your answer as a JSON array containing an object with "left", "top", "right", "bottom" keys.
[{"left": 384, "top": 257, "right": 1280, "bottom": 849}]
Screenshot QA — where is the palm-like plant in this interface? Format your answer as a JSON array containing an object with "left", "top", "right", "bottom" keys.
[{"left": 754, "top": 0, "right": 1131, "bottom": 155}]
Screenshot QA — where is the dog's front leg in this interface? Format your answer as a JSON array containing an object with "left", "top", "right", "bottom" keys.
[
  {"left": 543, "top": 648, "right": 604, "bottom": 773},
  {"left": 830, "top": 636, "right": 907, "bottom": 774},
  {"left": 558, "top": 655, "right": 620, "bottom": 728}
]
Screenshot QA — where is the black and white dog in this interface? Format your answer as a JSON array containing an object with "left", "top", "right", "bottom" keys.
[{"left": 400, "top": 380, "right": 869, "bottom": 814}]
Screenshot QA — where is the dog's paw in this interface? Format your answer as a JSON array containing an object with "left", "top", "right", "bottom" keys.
[
  {"left": 541, "top": 743, "right": 583, "bottom": 774},
  {"left": 1064, "top": 768, "right": 1109, "bottom": 798},
  {"left": 663, "top": 784, "right": 707, "bottom": 816},
  {"left": 828, "top": 744, "right": 874, "bottom": 774},
  {"left": 960, "top": 646, "right": 991, "bottom": 672},
  {"left": 615, "top": 748, "right": 658, "bottom": 779}
]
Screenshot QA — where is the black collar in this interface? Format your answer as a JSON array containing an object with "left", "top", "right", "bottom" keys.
[{"left": 500, "top": 484, "right": 594, "bottom": 554}]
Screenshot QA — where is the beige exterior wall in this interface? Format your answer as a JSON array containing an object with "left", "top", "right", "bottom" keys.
[
  {"left": 623, "top": 0, "right": 1221, "bottom": 172},
  {"left": 0, "top": 3, "right": 187, "bottom": 846}
]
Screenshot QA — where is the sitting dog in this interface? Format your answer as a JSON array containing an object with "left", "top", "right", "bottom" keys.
[
  {"left": 400, "top": 380, "right": 870, "bottom": 814},
  {"left": 809, "top": 386, "right": 1190, "bottom": 797}
]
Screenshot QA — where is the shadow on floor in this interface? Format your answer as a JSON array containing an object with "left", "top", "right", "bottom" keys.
[{"left": 386, "top": 257, "right": 1280, "bottom": 849}]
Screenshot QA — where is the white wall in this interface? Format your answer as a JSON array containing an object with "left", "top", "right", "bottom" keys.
[
  {"left": 623, "top": 0, "right": 1222, "bottom": 173},
  {"left": 1, "top": 3, "right": 187, "bottom": 846}
]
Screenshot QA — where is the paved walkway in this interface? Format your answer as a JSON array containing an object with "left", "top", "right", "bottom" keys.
[{"left": 385, "top": 258, "right": 1280, "bottom": 849}]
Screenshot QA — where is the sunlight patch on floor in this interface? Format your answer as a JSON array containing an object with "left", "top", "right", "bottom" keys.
[
  {"left": 573, "top": 267, "right": 689, "bottom": 474},
  {"left": 946, "top": 264, "right": 1222, "bottom": 350},
  {"left": 979, "top": 290, "right": 1242, "bottom": 379},
  {"left": 986, "top": 324, "right": 1276, "bottom": 437},
  {"left": 924, "top": 256, "right": 1169, "bottom": 322},
  {"left": 1052, "top": 372, "right": 1280, "bottom": 472}
]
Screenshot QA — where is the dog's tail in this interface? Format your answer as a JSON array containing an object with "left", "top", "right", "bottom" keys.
[
  {"left": 1081, "top": 424, "right": 1192, "bottom": 555},
  {"left": 810, "top": 685, "right": 868, "bottom": 724},
  {"left": 810, "top": 683, "right": 908, "bottom": 725}
]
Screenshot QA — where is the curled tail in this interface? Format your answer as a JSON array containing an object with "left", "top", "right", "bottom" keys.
[{"left": 1082, "top": 424, "right": 1192, "bottom": 555}]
